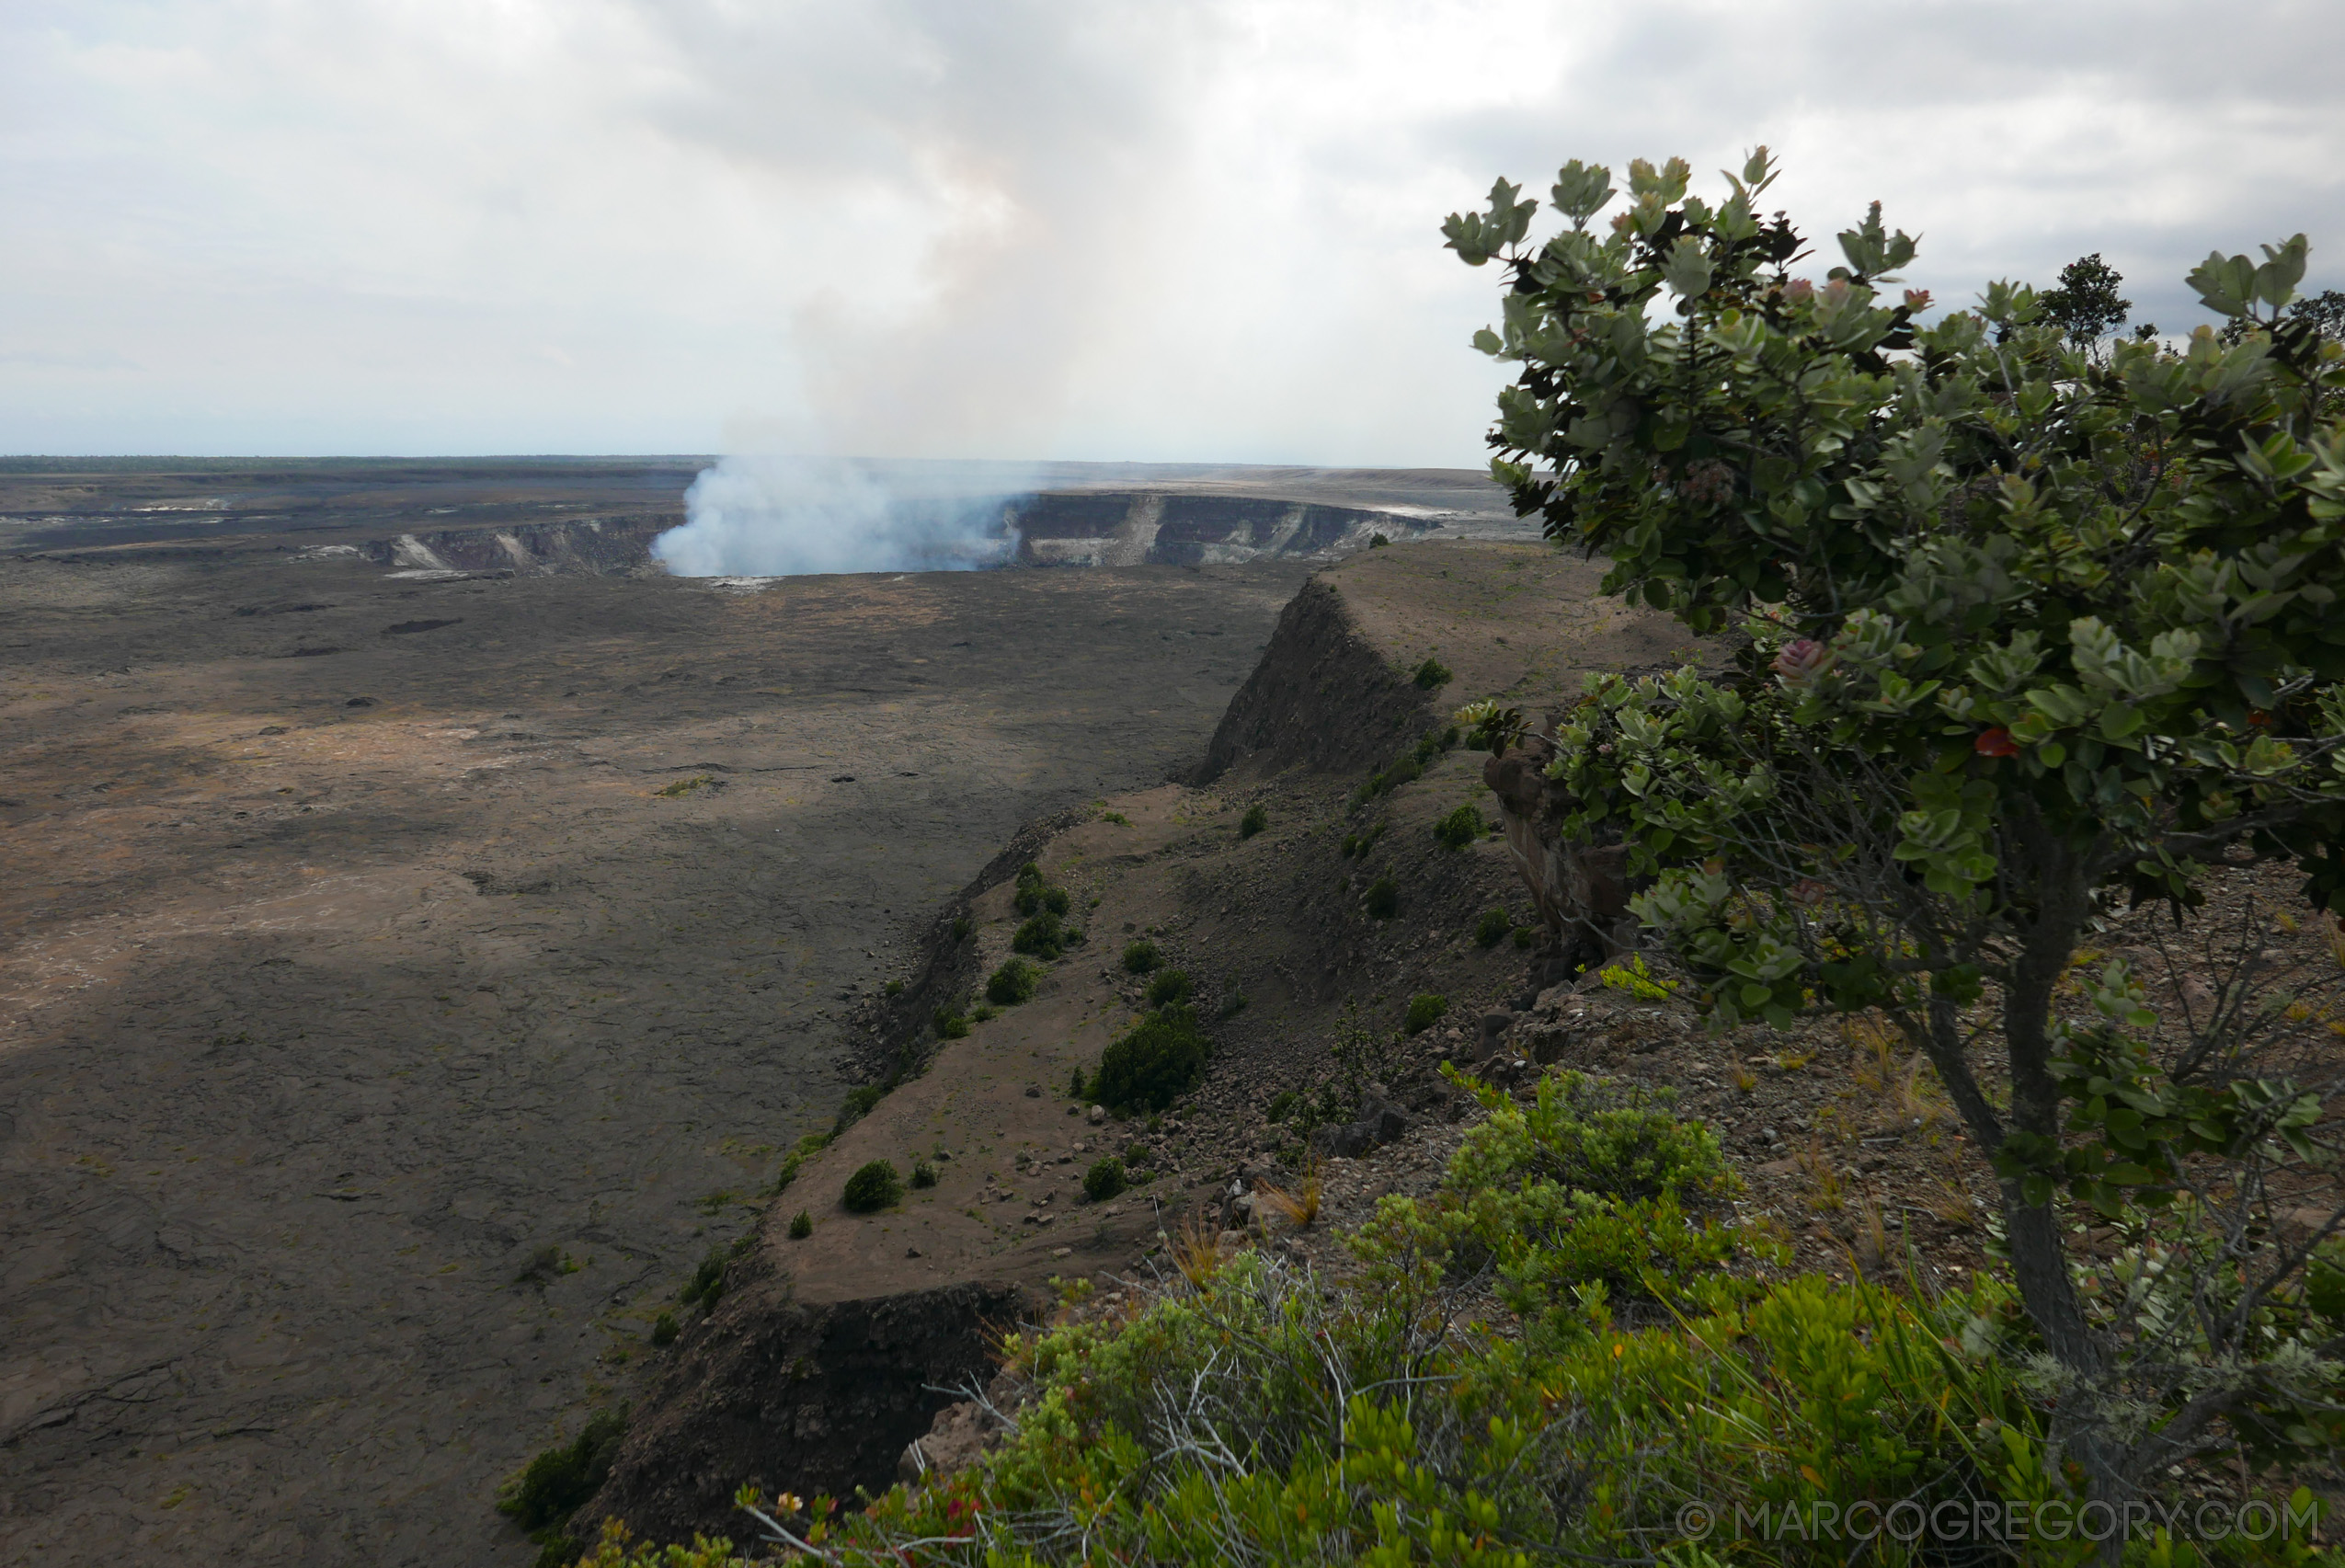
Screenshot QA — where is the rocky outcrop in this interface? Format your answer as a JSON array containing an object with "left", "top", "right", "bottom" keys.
[
  {"left": 1194, "top": 578, "right": 1436, "bottom": 782},
  {"left": 574, "top": 1263, "right": 1036, "bottom": 1546},
  {"left": 1481, "top": 735, "right": 1637, "bottom": 982},
  {"left": 360, "top": 512, "right": 676, "bottom": 576}
]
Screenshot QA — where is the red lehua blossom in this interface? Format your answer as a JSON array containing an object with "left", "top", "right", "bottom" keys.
[
  {"left": 1903, "top": 289, "right": 1933, "bottom": 312},
  {"left": 1974, "top": 727, "right": 2019, "bottom": 758}
]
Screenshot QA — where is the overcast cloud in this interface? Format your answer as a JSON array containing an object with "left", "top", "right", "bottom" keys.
[{"left": 3, "top": 1, "right": 2339, "bottom": 464}]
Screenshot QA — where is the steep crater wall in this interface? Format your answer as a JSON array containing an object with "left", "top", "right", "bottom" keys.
[{"left": 1195, "top": 577, "right": 1437, "bottom": 781}]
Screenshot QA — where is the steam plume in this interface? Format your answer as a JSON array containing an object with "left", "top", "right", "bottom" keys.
[{"left": 650, "top": 455, "right": 1034, "bottom": 578}]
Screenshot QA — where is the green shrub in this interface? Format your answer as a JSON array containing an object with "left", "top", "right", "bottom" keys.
[
  {"left": 1368, "top": 531, "right": 1390, "bottom": 547},
  {"left": 1068, "top": 1066, "right": 1088, "bottom": 1098},
  {"left": 842, "top": 1252, "right": 2041, "bottom": 1567},
  {"left": 951, "top": 914, "right": 972, "bottom": 941},
  {"left": 1433, "top": 802, "right": 1482, "bottom": 849},
  {"left": 934, "top": 1007, "right": 970, "bottom": 1039},
  {"left": 1144, "top": 967, "right": 1192, "bottom": 1007},
  {"left": 882, "top": 978, "right": 903, "bottom": 997},
  {"left": 910, "top": 1161, "right": 939, "bottom": 1189},
  {"left": 1511, "top": 922, "right": 1535, "bottom": 949},
  {"left": 834, "top": 1082, "right": 886, "bottom": 1132},
  {"left": 1090, "top": 1008, "right": 1209, "bottom": 1113},
  {"left": 1364, "top": 876, "right": 1399, "bottom": 919},
  {"left": 1121, "top": 938, "right": 1160, "bottom": 974},
  {"left": 987, "top": 957, "right": 1039, "bottom": 1005},
  {"left": 969, "top": 1001, "right": 997, "bottom": 1023},
  {"left": 1239, "top": 803, "right": 1267, "bottom": 839},
  {"left": 1265, "top": 1090, "right": 1298, "bottom": 1123},
  {"left": 841, "top": 1160, "right": 903, "bottom": 1213},
  {"left": 1216, "top": 990, "right": 1248, "bottom": 1020},
  {"left": 1474, "top": 907, "right": 1513, "bottom": 947},
  {"left": 1412, "top": 656, "right": 1453, "bottom": 689},
  {"left": 1083, "top": 1158, "right": 1127, "bottom": 1202},
  {"left": 786, "top": 1210, "right": 812, "bottom": 1240},
  {"left": 649, "top": 1311, "right": 678, "bottom": 1345},
  {"left": 680, "top": 1244, "right": 727, "bottom": 1308},
  {"left": 1403, "top": 992, "right": 1447, "bottom": 1034},
  {"left": 1012, "top": 910, "right": 1068, "bottom": 958},
  {"left": 768, "top": 1130, "right": 830, "bottom": 1195},
  {"left": 497, "top": 1406, "right": 627, "bottom": 1537}
]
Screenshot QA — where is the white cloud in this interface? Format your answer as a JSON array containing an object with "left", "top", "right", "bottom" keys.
[{"left": 1, "top": 0, "right": 2337, "bottom": 462}]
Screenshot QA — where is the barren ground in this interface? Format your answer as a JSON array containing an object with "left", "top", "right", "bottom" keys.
[{"left": 0, "top": 525, "right": 1319, "bottom": 1564}]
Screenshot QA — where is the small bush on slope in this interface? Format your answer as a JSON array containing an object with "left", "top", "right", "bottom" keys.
[{"left": 1088, "top": 1005, "right": 1208, "bottom": 1113}]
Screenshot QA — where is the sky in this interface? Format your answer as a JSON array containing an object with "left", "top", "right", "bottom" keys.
[{"left": 3, "top": 0, "right": 2340, "bottom": 466}]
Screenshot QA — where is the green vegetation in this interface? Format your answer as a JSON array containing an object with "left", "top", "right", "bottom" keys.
[
  {"left": 1142, "top": 967, "right": 1191, "bottom": 1007},
  {"left": 835, "top": 1083, "right": 886, "bottom": 1128},
  {"left": 882, "top": 979, "right": 902, "bottom": 997},
  {"left": 950, "top": 914, "right": 972, "bottom": 941},
  {"left": 680, "top": 1242, "right": 739, "bottom": 1310},
  {"left": 1367, "top": 532, "right": 1390, "bottom": 547},
  {"left": 1362, "top": 875, "right": 1398, "bottom": 920},
  {"left": 653, "top": 775, "right": 713, "bottom": 797},
  {"left": 841, "top": 1160, "right": 903, "bottom": 1214},
  {"left": 1089, "top": 1006, "right": 1209, "bottom": 1114},
  {"left": 986, "top": 957, "right": 1039, "bottom": 1005},
  {"left": 1238, "top": 802, "right": 1267, "bottom": 839},
  {"left": 497, "top": 1407, "right": 626, "bottom": 1560},
  {"left": 648, "top": 1311, "right": 678, "bottom": 1346},
  {"left": 786, "top": 1210, "right": 812, "bottom": 1240},
  {"left": 1264, "top": 1089, "right": 1298, "bottom": 1123},
  {"left": 1354, "top": 727, "right": 1460, "bottom": 806},
  {"left": 1068, "top": 1065, "right": 1087, "bottom": 1098},
  {"left": 1339, "top": 821, "right": 1386, "bottom": 858},
  {"left": 1120, "top": 938, "right": 1160, "bottom": 974},
  {"left": 1081, "top": 1158, "right": 1127, "bottom": 1202},
  {"left": 1511, "top": 921, "right": 1535, "bottom": 949},
  {"left": 1402, "top": 991, "right": 1447, "bottom": 1034},
  {"left": 1012, "top": 910, "right": 1080, "bottom": 960},
  {"left": 909, "top": 1160, "right": 939, "bottom": 1189},
  {"left": 932, "top": 1006, "right": 970, "bottom": 1039},
  {"left": 1215, "top": 989, "right": 1247, "bottom": 1020},
  {"left": 1474, "top": 906, "right": 1514, "bottom": 947},
  {"left": 1013, "top": 861, "right": 1073, "bottom": 918},
  {"left": 1411, "top": 655, "right": 1452, "bottom": 689},
  {"left": 1432, "top": 801, "right": 1482, "bottom": 849},
  {"left": 768, "top": 1130, "right": 831, "bottom": 1195},
  {"left": 1447, "top": 146, "right": 2345, "bottom": 1504}
]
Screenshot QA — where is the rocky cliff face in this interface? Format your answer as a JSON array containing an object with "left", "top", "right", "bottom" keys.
[
  {"left": 1194, "top": 578, "right": 1436, "bottom": 782},
  {"left": 575, "top": 1265, "right": 1035, "bottom": 1545},
  {"left": 360, "top": 512, "right": 675, "bottom": 576},
  {"left": 1012, "top": 492, "right": 1433, "bottom": 568}
]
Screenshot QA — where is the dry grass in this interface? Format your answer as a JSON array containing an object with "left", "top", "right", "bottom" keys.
[
  {"left": 1795, "top": 1139, "right": 1846, "bottom": 1211},
  {"left": 1253, "top": 1162, "right": 1324, "bottom": 1230},
  {"left": 1731, "top": 1062, "right": 1757, "bottom": 1093},
  {"left": 1852, "top": 1196, "right": 1892, "bottom": 1275},
  {"left": 1171, "top": 1214, "right": 1225, "bottom": 1286}
]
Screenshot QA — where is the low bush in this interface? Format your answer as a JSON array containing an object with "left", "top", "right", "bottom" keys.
[
  {"left": 498, "top": 1406, "right": 627, "bottom": 1541},
  {"left": 768, "top": 1131, "right": 830, "bottom": 1195},
  {"left": 1216, "top": 990, "right": 1247, "bottom": 1020},
  {"left": 969, "top": 1001, "right": 997, "bottom": 1023},
  {"left": 1368, "top": 531, "right": 1390, "bottom": 547},
  {"left": 1090, "top": 1007, "right": 1209, "bottom": 1113},
  {"left": 933, "top": 1007, "right": 970, "bottom": 1039},
  {"left": 1363, "top": 876, "right": 1399, "bottom": 919},
  {"left": 950, "top": 914, "right": 972, "bottom": 941},
  {"left": 1432, "top": 802, "right": 1482, "bottom": 849},
  {"left": 648, "top": 1311, "right": 678, "bottom": 1346},
  {"left": 1082, "top": 1158, "right": 1127, "bottom": 1202},
  {"left": 786, "top": 1210, "right": 812, "bottom": 1240},
  {"left": 1511, "top": 922, "right": 1536, "bottom": 949},
  {"left": 1403, "top": 992, "right": 1447, "bottom": 1034},
  {"left": 680, "top": 1244, "right": 728, "bottom": 1309},
  {"left": 909, "top": 1161, "right": 938, "bottom": 1189},
  {"left": 1012, "top": 910, "right": 1068, "bottom": 958},
  {"left": 1121, "top": 938, "right": 1160, "bottom": 974},
  {"left": 1239, "top": 803, "right": 1268, "bottom": 839},
  {"left": 1144, "top": 967, "right": 1191, "bottom": 1007},
  {"left": 1067, "top": 1066, "right": 1088, "bottom": 1098},
  {"left": 1264, "top": 1089, "right": 1298, "bottom": 1123},
  {"left": 1474, "top": 906, "right": 1514, "bottom": 947},
  {"left": 1412, "top": 655, "right": 1452, "bottom": 689},
  {"left": 834, "top": 1083, "right": 886, "bottom": 1131},
  {"left": 841, "top": 1160, "right": 903, "bottom": 1213},
  {"left": 986, "top": 958, "right": 1039, "bottom": 1005}
]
